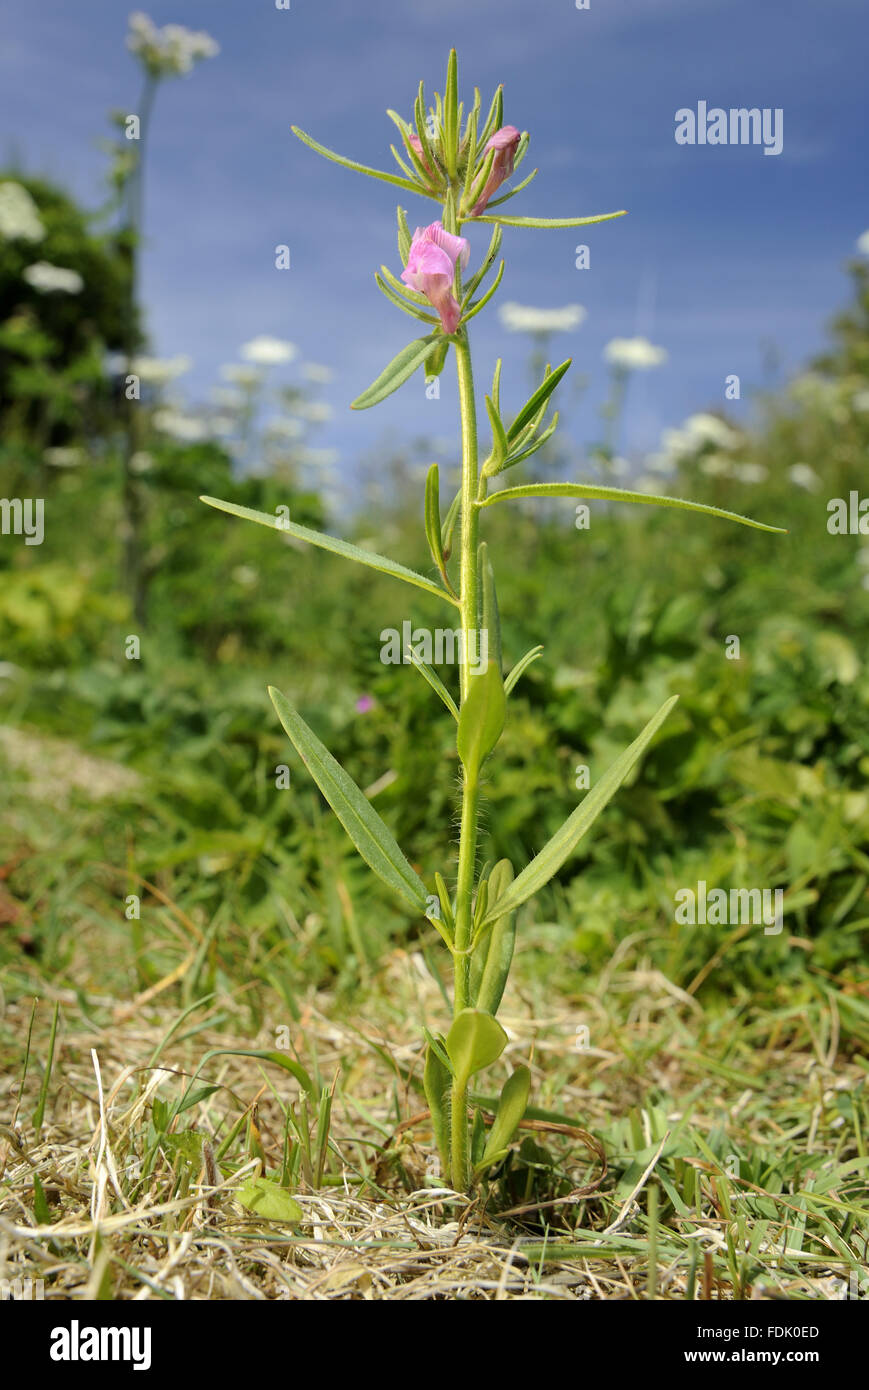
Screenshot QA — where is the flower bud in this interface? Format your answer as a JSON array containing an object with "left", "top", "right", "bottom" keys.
[{"left": 471, "top": 125, "right": 521, "bottom": 217}]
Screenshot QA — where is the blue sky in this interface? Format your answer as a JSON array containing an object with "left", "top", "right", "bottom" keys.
[{"left": 2, "top": 0, "right": 868, "bottom": 487}]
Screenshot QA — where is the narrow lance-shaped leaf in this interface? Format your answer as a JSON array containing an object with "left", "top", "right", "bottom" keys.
[
  {"left": 477, "top": 1065, "right": 532, "bottom": 1171},
  {"left": 483, "top": 167, "right": 540, "bottom": 208},
  {"left": 396, "top": 205, "right": 412, "bottom": 264},
  {"left": 441, "top": 488, "right": 461, "bottom": 560},
  {"left": 443, "top": 49, "right": 459, "bottom": 178},
  {"left": 501, "top": 413, "right": 560, "bottom": 472},
  {"left": 480, "top": 695, "right": 679, "bottom": 927},
  {"left": 424, "top": 463, "right": 454, "bottom": 593},
  {"left": 352, "top": 333, "right": 441, "bottom": 410},
  {"left": 507, "top": 359, "right": 572, "bottom": 443},
  {"left": 477, "top": 482, "right": 787, "bottom": 533},
  {"left": 268, "top": 686, "right": 429, "bottom": 914},
  {"left": 484, "top": 395, "right": 508, "bottom": 472},
  {"left": 473, "top": 210, "right": 627, "bottom": 229},
  {"left": 407, "top": 648, "right": 460, "bottom": 721},
  {"left": 504, "top": 644, "right": 544, "bottom": 695},
  {"left": 478, "top": 542, "right": 502, "bottom": 674},
  {"left": 471, "top": 859, "right": 516, "bottom": 1016},
  {"left": 462, "top": 260, "right": 505, "bottom": 324},
  {"left": 375, "top": 273, "right": 438, "bottom": 325},
  {"left": 200, "top": 496, "right": 458, "bottom": 606},
  {"left": 424, "top": 1044, "right": 451, "bottom": 1175},
  {"left": 291, "top": 125, "right": 435, "bottom": 199}
]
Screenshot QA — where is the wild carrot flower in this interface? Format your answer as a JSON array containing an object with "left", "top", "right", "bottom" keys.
[
  {"left": 401, "top": 221, "right": 470, "bottom": 334},
  {"left": 471, "top": 125, "right": 521, "bottom": 216}
]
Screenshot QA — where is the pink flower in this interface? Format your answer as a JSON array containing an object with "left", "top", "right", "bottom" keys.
[
  {"left": 401, "top": 221, "right": 470, "bottom": 335},
  {"left": 471, "top": 125, "right": 522, "bottom": 216},
  {"left": 355, "top": 694, "right": 375, "bottom": 714}
]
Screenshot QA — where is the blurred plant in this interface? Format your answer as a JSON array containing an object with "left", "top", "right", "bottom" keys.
[
  {"left": 0, "top": 176, "right": 128, "bottom": 465},
  {"left": 595, "top": 335, "right": 668, "bottom": 470},
  {"left": 108, "top": 11, "right": 218, "bottom": 625},
  {"left": 193, "top": 52, "right": 784, "bottom": 1196}
]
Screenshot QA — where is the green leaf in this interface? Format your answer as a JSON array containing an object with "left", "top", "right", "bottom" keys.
[
  {"left": 375, "top": 273, "right": 438, "bottom": 325},
  {"left": 435, "top": 873, "right": 455, "bottom": 934},
  {"left": 351, "top": 333, "right": 441, "bottom": 410},
  {"left": 32, "top": 1171, "right": 52, "bottom": 1226},
  {"left": 457, "top": 660, "right": 506, "bottom": 781},
  {"left": 484, "top": 396, "right": 508, "bottom": 472},
  {"left": 200, "top": 495, "right": 457, "bottom": 606},
  {"left": 462, "top": 259, "right": 505, "bottom": 323},
  {"left": 478, "top": 83, "right": 504, "bottom": 149},
  {"left": 461, "top": 224, "right": 503, "bottom": 302},
  {"left": 502, "top": 413, "right": 560, "bottom": 472},
  {"left": 477, "top": 1065, "right": 531, "bottom": 1172},
  {"left": 471, "top": 859, "right": 516, "bottom": 1015},
  {"left": 443, "top": 49, "right": 459, "bottom": 178},
  {"left": 441, "top": 489, "right": 461, "bottom": 560},
  {"left": 461, "top": 105, "right": 479, "bottom": 203},
  {"left": 507, "top": 360, "right": 572, "bottom": 443},
  {"left": 474, "top": 210, "right": 627, "bottom": 229},
  {"left": 407, "top": 648, "right": 459, "bottom": 721},
  {"left": 414, "top": 81, "right": 439, "bottom": 179},
  {"left": 268, "top": 686, "right": 429, "bottom": 913},
  {"left": 481, "top": 696, "right": 679, "bottom": 926},
  {"left": 478, "top": 542, "right": 502, "bottom": 673},
  {"left": 191, "top": 1049, "right": 318, "bottom": 1106},
  {"left": 478, "top": 482, "right": 787, "bottom": 533},
  {"left": 446, "top": 1008, "right": 507, "bottom": 1087},
  {"left": 425, "top": 339, "right": 450, "bottom": 378},
  {"left": 425, "top": 463, "right": 446, "bottom": 570},
  {"left": 291, "top": 125, "right": 432, "bottom": 198},
  {"left": 504, "top": 644, "right": 544, "bottom": 695},
  {"left": 235, "top": 1177, "right": 302, "bottom": 1224},
  {"left": 396, "top": 205, "right": 412, "bottom": 264},
  {"left": 483, "top": 167, "right": 540, "bottom": 208},
  {"left": 423, "top": 1044, "right": 451, "bottom": 1175}
]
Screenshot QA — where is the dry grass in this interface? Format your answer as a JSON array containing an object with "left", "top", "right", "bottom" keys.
[{"left": 1, "top": 943, "right": 866, "bottom": 1301}]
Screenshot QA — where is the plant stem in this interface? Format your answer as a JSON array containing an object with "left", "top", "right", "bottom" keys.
[
  {"left": 121, "top": 74, "right": 158, "bottom": 629},
  {"left": 450, "top": 325, "right": 480, "bottom": 1191}
]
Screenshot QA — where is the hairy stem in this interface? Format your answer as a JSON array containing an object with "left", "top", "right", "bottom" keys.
[{"left": 450, "top": 326, "right": 481, "bottom": 1191}]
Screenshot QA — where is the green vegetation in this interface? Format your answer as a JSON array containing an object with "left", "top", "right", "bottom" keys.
[{"left": 0, "top": 169, "right": 867, "bottom": 1299}]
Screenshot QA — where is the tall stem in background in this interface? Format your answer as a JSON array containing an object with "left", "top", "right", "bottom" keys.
[{"left": 121, "top": 74, "right": 157, "bottom": 629}]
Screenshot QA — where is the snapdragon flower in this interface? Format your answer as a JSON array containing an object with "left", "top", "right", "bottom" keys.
[{"left": 401, "top": 221, "right": 470, "bottom": 334}]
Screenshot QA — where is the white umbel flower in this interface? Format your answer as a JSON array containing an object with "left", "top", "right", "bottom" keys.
[
  {"left": 127, "top": 12, "right": 219, "bottom": 77},
  {"left": 153, "top": 410, "right": 208, "bottom": 442},
  {"left": 0, "top": 182, "right": 45, "bottom": 242},
  {"left": 498, "top": 302, "right": 586, "bottom": 334},
  {"left": 302, "top": 362, "right": 334, "bottom": 384},
  {"left": 240, "top": 335, "right": 297, "bottom": 366},
  {"left": 23, "top": 261, "right": 83, "bottom": 294},
  {"left": 131, "top": 354, "right": 192, "bottom": 384},
  {"left": 788, "top": 463, "right": 821, "bottom": 491},
  {"left": 603, "top": 337, "right": 668, "bottom": 370}
]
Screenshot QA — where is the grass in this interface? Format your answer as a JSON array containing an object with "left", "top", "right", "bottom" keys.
[{"left": 1, "top": 857, "right": 865, "bottom": 1300}]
